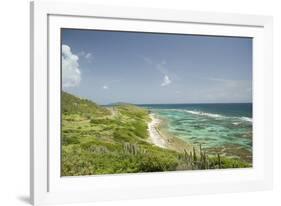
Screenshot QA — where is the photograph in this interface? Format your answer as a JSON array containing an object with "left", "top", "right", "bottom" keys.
[{"left": 61, "top": 28, "right": 253, "bottom": 176}]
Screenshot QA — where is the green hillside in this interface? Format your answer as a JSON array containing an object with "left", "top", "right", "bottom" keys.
[
  {"left": 61, "top": 91, "right": 250, "bottom": 176},
  {"left": 62, "top": 91, "right": 110, "bottom": 117}
]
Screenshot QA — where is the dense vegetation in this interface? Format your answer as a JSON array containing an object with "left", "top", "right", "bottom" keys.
[{"left": 61, "top": 91, "right": 251, "bottom": 176}]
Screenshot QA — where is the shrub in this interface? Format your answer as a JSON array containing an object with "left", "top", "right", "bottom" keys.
[{"left": 62, "top": 135, "right": 79, "bottom": 145}]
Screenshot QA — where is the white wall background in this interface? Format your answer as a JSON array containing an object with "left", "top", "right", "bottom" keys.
[{"left": 0, "top": 0, "right": 280, "bottom": 205}]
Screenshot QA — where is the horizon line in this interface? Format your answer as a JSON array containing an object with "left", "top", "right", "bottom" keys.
[
  {"left": 62, "top": 90, "right": 252, "bottom": 106},
  {"left": 103, "top": 102, "right": 253, "bottom": 106}
]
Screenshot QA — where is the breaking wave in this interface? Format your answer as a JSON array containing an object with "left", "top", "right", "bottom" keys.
[
  {"left": 240, "top": 117, "right": 253, "bottom": 122},
  {"left": 184, "top": 110, "right": 252, "bottom": 123},
  {"left": 185, "top": 110, "right": 224, "bottom": 118}
]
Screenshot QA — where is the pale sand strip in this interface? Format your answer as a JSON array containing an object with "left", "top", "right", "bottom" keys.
[
  {"left": 148, "top": 114, "right": 167, "bottom": 148},
  {"left": 148, "top": 113, "right": 193, "bottom": 153}
]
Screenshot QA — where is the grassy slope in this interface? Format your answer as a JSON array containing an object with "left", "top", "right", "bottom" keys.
[{"left": 62, "top": 91, "right": 250, "bottom": 176}]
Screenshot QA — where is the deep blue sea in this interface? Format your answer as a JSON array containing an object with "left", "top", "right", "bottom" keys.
[{"left": 139, "top": 103, "right": 252, "bottom": 162}]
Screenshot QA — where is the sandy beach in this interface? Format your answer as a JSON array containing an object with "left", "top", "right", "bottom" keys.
[
  {"left": 148, "top": 114, "right": 167, "bottom": 148},
  {"left": 148, "top": 113, "right": 193, "bottom": 153}
]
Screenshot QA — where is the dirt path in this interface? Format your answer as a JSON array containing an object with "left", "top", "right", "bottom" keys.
[{"left": 107, "top": 107, "right": 118, "bottom": 118}]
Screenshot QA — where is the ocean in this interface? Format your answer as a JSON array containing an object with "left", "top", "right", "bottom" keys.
[{"left": 139, "top": 103, "right": 252, "bottom": 163}]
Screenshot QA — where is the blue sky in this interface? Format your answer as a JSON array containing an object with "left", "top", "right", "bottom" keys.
[{"left": 62, "top": 29, "right": 252, "bottom": 105}]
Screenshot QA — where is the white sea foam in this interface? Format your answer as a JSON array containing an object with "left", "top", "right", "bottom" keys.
[
  {"left": 240, "top": 117, "right": 253, "bottom": 123},
  {"left": 185, "top": 110, "right": 224, "bottom": 118},
  {"left": 184, "top": 110, "right": 253, "bottom": 124}
]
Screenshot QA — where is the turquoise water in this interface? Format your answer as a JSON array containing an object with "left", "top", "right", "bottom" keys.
[{"left": 139, "top": 103, "right": 252, "bottom": 162}]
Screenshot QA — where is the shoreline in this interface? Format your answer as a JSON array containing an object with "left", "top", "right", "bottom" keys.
[
  {"left": 147, "top": 114, "right": 167, "bottom": 148},
  {"left": 148, "top": 113, "right": 193, "bottom": 153},
  {"left": 147, "top": 113, "right": 252, "bottom": 164}
]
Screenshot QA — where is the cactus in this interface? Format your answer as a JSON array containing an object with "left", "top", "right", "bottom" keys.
[
  {"left": 199, "top": 144, "right": 203, "bottom": 161},
  {"left": 193, "top": 147, "right": 197, "bottom": 162},
  {"left": 217, "top": 153, "right": 221, "bottom": 169},
  {"left": 123, "top": 143, "right": 146, "bottom": 155}
]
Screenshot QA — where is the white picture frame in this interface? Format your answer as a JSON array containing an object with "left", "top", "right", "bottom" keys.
[{"left": 30, "top": 0, "right": 273, "bottom": 205}]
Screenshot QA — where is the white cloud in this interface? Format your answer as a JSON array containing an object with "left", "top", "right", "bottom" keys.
[
  {"left": 161, "top": 75, "right": 171, "bottom": 86},
  {"left": 101, "top": 80, "right": 120, "bottom": 90},
  {"left": 62, "top": 44, "right": 81, "bottom": 88},
  {"left": 142, "top": 57, "right": 173, "bottom": 87},
  {"left": 78, "top": 51, "right": 86, "bottom": 56},
  {"left": 78, "top": 51, "right": 93, "bottom": 61},
  {"left": 85, "top": 53, "right": 92, "bottom": 59},
  {"left": 156, "top": 61, "right": 168, "bottom": 75}
]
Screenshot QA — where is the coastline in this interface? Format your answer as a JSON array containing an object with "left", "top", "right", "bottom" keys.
[
  {"left": 148, "top": 113, "right": 193, "bottom": 153},
  {"left": 147, "top": 114, "right": 167, "bottom": 148}
]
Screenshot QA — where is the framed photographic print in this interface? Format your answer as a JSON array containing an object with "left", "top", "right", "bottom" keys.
[{"left": 30, "top": 1, "right": 273, "bottom": 205}]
